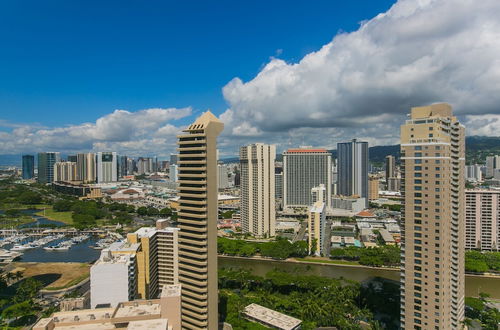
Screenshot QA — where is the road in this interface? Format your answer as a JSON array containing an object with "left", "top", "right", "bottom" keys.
[{"left": 292, "top": 221, "right": 307, "bottom": 243}]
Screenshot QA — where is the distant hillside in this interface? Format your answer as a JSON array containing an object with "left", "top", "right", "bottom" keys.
[
  {"left": 221, "top": 136, "right": 500, "bottom": 165},
  {"left": 2, "top": 136, "right": 499, "bottom": 166}
]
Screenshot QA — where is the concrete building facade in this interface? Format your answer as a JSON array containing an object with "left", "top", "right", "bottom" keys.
[
  {"left": 308, "top": 185, "right": 327, "bottom": 256},
  {"left": 90, "top": 249, "right": 137, "bottom": 308},
  {"left": 368, "top": 175, "right": 379, "bottom": 200},
  {"left": 217, "top": 164, "right": 230, "bottom": 189},
  {"left": 465, "top": 189, "right": 500, "bottom": 251},
  {"left": 486, "top": 155, "right": 500, "bottom": 178},
  {"left": 283, "top": 148, "right": 332, "bottom": 208},
  {"left": 466, "top": 164, "right": 483, "bottom": 182},
  {"left": 54, "top": 161, "right": 77, "bottom": 182},
  {"left": 77, "top": 153, "right": 96, "bottom": 183},
  {"left": 386, "top": 155, "right": 396, "bottom": 180},
  {"left": 97, "top": 152, "right": 118, "bottom": 183},
  {"left": 337, "top": 139, "right": 369, "bottom": 204},
  {"left": 240, "top": 143, "right": 276, "bottom": 237},
  {"left": 177, "top": 111, "right": 223, "bottom": 329},
  {"left": 400, "top": 103, "right": 465, "bottom": 329}
]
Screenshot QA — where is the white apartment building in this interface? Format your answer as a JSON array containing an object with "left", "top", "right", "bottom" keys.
[
  {"left": 169, "top": 164, "right": 178, "bottom": 182},
  {"left": 240, "top": 144, "right": 276, "bottom": 237},
  {"left": 466, "top": 164, "right": 483, "bottom": 182},
  {"left": 96, "top": 152, "right": 117, "bottom": 183},
  {"left": 465, "top": 189, "right": 500, "bottom": 251},
  {"left": 217, "top": 164, "right": 230, "bottom": 189},
  {"left": 283, "top": 148, "right": 332, "bottom": 208},
  {"left": 90, "top": 248, "right": 137, "bottom": 308}
]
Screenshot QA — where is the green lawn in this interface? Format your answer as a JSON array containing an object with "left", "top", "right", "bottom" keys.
[
  {"left": 294, "top": 257, "right": 360, "bottom": 266},
  {"left": 0, "top": 216, "right": 34, "bottom": 229},
  {"left": 35, "top": 207, "right": 73, "bottom": 225}
]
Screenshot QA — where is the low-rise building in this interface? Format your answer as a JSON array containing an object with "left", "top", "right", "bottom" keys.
[
  {"left": 243, "top": 303, "right": 302, "bottom": 330},
  {"left": 34, "top": 285, "right": 181, "bottom": 330},
  {"left": 332, "top": 196, "right": 366, "bottom": 213},
  {"left": 378, "top": 228, "right": 396, "bottom": 245}
]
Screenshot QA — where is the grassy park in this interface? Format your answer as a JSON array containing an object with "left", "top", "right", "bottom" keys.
[
  {"left": 7, "top": 262, "right": 90, "bottom": 290},
  {"left": 34, "top": 206, "right": 73, "bottom": 225}
]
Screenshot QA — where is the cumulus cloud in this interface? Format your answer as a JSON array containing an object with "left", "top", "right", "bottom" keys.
[
  {"left": 220, "top": 0, "right": 500, "bottom": 149},
  {"left": 2, "top": 0, "right": 500, "bottom": 158},
  {"left": 0, "top": 107, "right": 191, "bottom": 156}
]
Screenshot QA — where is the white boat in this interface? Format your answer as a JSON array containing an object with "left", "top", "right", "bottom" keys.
[{"left": 11, "top": 244, "right": 29, "bottom": 251}]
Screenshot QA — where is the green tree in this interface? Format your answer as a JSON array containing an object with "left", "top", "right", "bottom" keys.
[
  {"left": 159, "top": 207, "right": 172, "bottom": 216},
  {"left": 2, "top": 301, "right": 33, "bottom": 320},
  {"left": 137, "top": 206, "right": 148, "bottom": 216},
  {"left": 53, "top": 200, "right": 74, "bottom": 212},
  {"left": 18, "top": 191, "right": 42, "bottom": 204},
  {"left": 72, "top": 213, "right": 96, "bottom": 230},
  {"left": 13, "top": 278, "right": 43, "bottom": 303}
]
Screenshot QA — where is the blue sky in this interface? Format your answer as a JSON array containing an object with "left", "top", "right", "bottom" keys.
[
  {"left": 1, "top": 0, "right": 499, "bottom": 157},
  {"left": 0, "top": 0, "right": 394, "bottom": 127}
]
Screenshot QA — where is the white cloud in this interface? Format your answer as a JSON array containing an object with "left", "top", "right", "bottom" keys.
[
  {"left": 2, "top": 0, "right": 500, "bottom": 158},
  {"left": 220, "top": 0, "right": 500, "bottom": 152},
  {"left": 0, "top": 107, "right": 191, "bottom": 156}
]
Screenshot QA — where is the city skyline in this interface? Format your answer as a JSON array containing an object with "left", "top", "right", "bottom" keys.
[{"left": 1, "top": 0, "right": 500, "bottom": 158}]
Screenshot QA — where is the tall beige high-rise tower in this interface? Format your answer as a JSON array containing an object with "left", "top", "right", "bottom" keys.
[
  {"left": 400, "top": 103, "right": 465, "bottom": 329},
  {"left": 76, "top": 153, "right": 96, "bottom": 183},
  {"left": 177, "top": 111, "right": 223, "bottom": 329},
  {"left": 240, "top": 143, "right": 276, "bottom": 238}
]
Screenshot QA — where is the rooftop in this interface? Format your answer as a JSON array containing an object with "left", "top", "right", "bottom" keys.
[
  {"left": 113, "top": 302, "right": 161, "bottom": 318},
  {"left": 356, "top": 210, "right": 376, "bottom": 218},
  {"left": 127, "top": 319, "right": 169, "bottom": 330},
  {"left": 244, "top": 303, "right": 302, "bottom": 330},
  {"left": 285, "top": 148, "right": 328, "bottom": 153},
  {"left": 134, "top": 227, "right": 157, "bottom": 238}
]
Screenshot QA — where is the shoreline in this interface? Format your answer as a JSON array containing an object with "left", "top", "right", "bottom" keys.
[{"left": 218, "top": 254, "right": 500, "bottom": 279}]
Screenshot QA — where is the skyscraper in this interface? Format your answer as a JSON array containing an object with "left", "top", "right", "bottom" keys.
[
  {"left": 22, "top": 155, "right": 35, "bottom": 180},
  {"left": 400, "top": 103, "right": 465, "bottom": 329},
  {"left": 283, "top": 148, "right": 332, "bottom": 208},
  {"left": 118, "top": 155, "right": 129, "bottom": 178},
  {"left": 54, "top": 161, "right": 77, "bottom": 182},
  {"left": 177, "top": 111, "right": 223, "bottom": 329},
  {"left": 485, "top": 155, "right": 500, "bottom": 178},
  {"left": 240, "top": 144, "right": 276, "bottom": 237},
  {"left": 385, "top": 155, "right": 396, "bottom": 180},
  {"left": 465, "top": 189, "right": 500, "bottom": 251},
  {"left": 37, "top": 152, "right": 61, "bottom": 184},
  {"left": 337, "top": 139, "right": 369, "bottom": 204},
  {"left": 97, "top": 152, "right": 117, "bottom": 183},
  {"left": 77, "top": 153, "right": 96, "bottom": 183},
  {"left": 217, "top": 164, "right": 230, "bottom": 189}
]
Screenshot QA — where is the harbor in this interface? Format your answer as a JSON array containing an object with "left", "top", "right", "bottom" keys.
[{"left": 0, "top": 232, "right": 119, "bottom": 263}]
